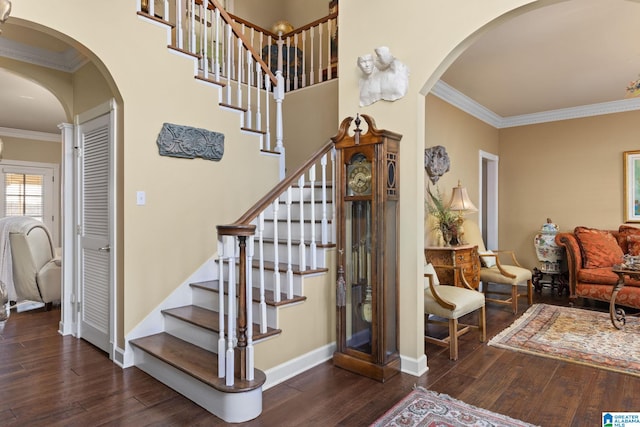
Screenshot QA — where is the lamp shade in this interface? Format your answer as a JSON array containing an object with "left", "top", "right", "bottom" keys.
[{"left": 448, "top": 181, "right": 478, "bottom": 212}]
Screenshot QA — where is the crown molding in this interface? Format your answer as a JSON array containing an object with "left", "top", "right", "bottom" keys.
[
  {"left": 0, "top": 126, "right": 60, "bottom": 142},
  {"left": 0, "top": 37, "right": 87, "bottom": 73},
  {"left": 431, "top": 80, "right": 640, "bottom": 128}
]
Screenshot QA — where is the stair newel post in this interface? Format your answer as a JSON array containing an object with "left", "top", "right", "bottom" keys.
[
  {"left": 235, "top": 235, "right": 248, "bottom": 381},
  {"left": 309, "top": 165, "right": 317, "bottom": 269},
  {"left": 225, "top": 236, "right": 237, "bottom": 386},
  {"left": 257, "top": 212, "right": 267, "bottom": 333},
  {"left": 286, "top": 186, "right": 294, "bottom": 300},
  {"left": 297, "top": 175, "right": 307, "bottom": 272},
  {"left": 321, "top": 153, "right": 329, "bottom": 245},
  {"left": 245, "top": 235, "right": 255, "bottom": 381},
  {"left": 272, "top": 197, "right": 281, "bottom": 303},
  {"left": 217, "top": 238, "right": 226, "bottom": 378}
]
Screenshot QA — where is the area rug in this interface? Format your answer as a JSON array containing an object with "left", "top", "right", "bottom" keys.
[
  {"left": 488, "top": 303, "right": 640, "bottom": 377},
  {"left": 371, "top": 386, "right": 537, "bottom": 427}
]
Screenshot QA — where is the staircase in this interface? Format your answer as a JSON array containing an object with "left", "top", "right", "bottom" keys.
[{"left": 128, "top": 2, "right": 338, "bottom": 422}]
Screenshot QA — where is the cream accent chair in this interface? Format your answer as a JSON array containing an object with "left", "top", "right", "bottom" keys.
[
  {"left": 9, "top": 221, "right": 61, "bottom": 309},
  {"left": 462, "top": 219, "right": 533, "bottom": 314},
  {"left": 424, "top": 262, "right": 486, "bottom": 361}
]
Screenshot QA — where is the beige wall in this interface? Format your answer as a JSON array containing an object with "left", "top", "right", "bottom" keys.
[
  {"left": 499, "top": 111, "right": 640, "bottom": 269},
  {"left": 73, "top": 62, "right": 114, "bottom": 115},
  {"left": 425, "top": 95, "right": 499, "bottom": 245},
  {"left": 234, "top": 0, "right": 329, "bottom": 30},
  {"left": 283, "top": 80, "right": 338, "bottom": 172},
  {"left": 0, "top": 136, "right": 61, "bottom": 164}
]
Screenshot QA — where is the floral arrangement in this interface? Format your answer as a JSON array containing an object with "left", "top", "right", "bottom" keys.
[
  {"left": 426, "top": 186, "right": 458, "bottom": 243},
  {"left": 627, "top": 76, "right": 640, "bottom": 97}
]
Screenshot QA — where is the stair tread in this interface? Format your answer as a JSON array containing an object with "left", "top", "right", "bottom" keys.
[
  {"left": 162, "top": 305, "right": 281, "bottom": 340},
  {"left": 191, "top": 280, "right": 307, "bottom": 307},
  {"left": 130, "top": 332, "right": 265, "bottom": 393}
]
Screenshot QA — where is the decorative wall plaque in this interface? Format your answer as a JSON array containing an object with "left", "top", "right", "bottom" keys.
[{"left": 156, "top": 122, "right": 224, "bottom": 161}]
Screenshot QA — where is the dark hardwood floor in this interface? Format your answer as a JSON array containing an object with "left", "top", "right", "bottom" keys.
[{"left": 0, "top": 288, "right": 637, "bottom": 426}]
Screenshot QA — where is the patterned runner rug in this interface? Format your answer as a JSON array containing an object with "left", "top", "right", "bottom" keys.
[
  {"left": 489, "top": 303, "right": 640, "bottom": 377},
  {"left": 371, "top": 386, "right": 536, "bottom": 427}
]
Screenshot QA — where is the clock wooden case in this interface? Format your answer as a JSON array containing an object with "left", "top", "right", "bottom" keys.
[{"left": 332, "top": 114, "right": 402, "bottom": 382}]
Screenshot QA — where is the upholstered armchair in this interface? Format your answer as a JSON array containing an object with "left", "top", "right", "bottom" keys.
[
  {"left": 424, "top": 263, "right": 486, "bottom": 361},
  {"left": 9, "top": 220, "right": 61, "bottom": 309},
  {"left": 462, "top": 219, "right": 533, "bottom": 314}
]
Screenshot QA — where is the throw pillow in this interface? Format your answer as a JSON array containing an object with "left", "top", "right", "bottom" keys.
[
  {"left": 628, "top": 235, "right": 640, "bottom": 257},
  {"left": 619, "top": 225, "right": 640, "bottom": 253},
  {"left": 478, "top": 250, "right": 497, "bottom": 268},
  {"left": 574, "top": 226, "right": 624, "bottom": 269},
  {"left": 424, "top": 262, "right": 439, "bottom": 289}
]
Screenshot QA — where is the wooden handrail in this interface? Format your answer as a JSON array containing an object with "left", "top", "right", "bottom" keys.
[
  {"left": 207, "top": 0, "right": 277, "bottom": 86},
  {"left": 229, "top": 12, "right": 338, "bottom": 40},
  {"left": 220, "top": 139, "right": 334, "bottom": 232}
]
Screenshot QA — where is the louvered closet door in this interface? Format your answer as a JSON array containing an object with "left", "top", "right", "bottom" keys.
[{"left": 78, "top": 113, "right": 111, "bottom": 353}]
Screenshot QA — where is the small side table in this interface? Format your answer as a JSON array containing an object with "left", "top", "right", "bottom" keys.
[
  {"left": 425, "top": 245, "right": 480, "bottom": 289},
  {"left": 610, "top": 267, "right": 640, "bottom": 329},
  {"left": 532, "top": 268, "right": 568, "bottom": 296}
]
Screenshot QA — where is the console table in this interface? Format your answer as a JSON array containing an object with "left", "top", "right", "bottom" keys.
[{"left": 425, "top": 245, "right": 480, "bottom": 289}]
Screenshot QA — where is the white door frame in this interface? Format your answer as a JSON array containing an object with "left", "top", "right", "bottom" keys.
[
  {"left": 60, "top": 99, "right": 118, "bottom": 362},
  {"left": 479, "top": 150, "right": 499, "bottom": 250}
]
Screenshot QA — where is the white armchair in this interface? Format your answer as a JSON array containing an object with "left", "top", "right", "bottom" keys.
[{"left": 9, "top": 220, "right": 61, "bottom": 309}]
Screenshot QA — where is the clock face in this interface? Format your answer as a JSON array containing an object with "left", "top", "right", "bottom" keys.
[{"left": 347, "top": 159, "right": 372, "bottom": 195}]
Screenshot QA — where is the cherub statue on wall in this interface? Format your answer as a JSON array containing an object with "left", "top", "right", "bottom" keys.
[{"left": 357, "top": 46, "right": 409, "bottom": 107}]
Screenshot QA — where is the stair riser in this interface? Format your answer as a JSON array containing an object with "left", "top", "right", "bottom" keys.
[
  {"left": 261, "top": 220, "right": 326, "bottom": 242},
  {"left": 261, "top": 202, "right": 333, "bottom": 221},
  {"left": 218, "top": 265, "right": 304, "bottom": 296},
  {"left": 165, "top": 315, "right": 219, "bottom": 352},
  {"left": 191, "top": 286, "right": 279, "bottom": 329}
]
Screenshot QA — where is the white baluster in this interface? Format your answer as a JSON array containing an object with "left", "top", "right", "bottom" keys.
[
  {"left": 217, "top": 238, "right": 226, "bottom": 378},
  {"left": 301, "top": 31, "right": 307, "bottom": 88},
  {"left": 176, "top": 0, "right": 184, "bottom": 49},
  {"left": 293, "top": 34, "right": 299, "bottom": 90},
  {"left": 272, "top": 197, "right": 281, "bottom": 303},
  {"left": 317, "top": 23, "right": 323, "bottom": 85},
  {"left": 163, "top": 0, "right": 168, "bottom": 20},
  {"left": 285, "top": 37, "right": 291, "bottom": 92},
  {"left": 258, "top": 212, "right": 267, "bottom": 333},
  {"left": 246, "top": 236, "right": 255, "bottom": 381},
  {"left": 226, "top": 24, "right": 232, "bottom": 103},
  {"left": 245, "top": 50, "right": 253, "bottom": 129},
  {"left": 309, "top": 165, "right": 317, "bottom": 269},
  {"left": 189, "top": 0, "right": 196, "bottom": 54},
  {"left": 298, "top": 175, "right": 307, "bottom": 272},
  {"left": 202, "top": 4, "right": 208, "bottom": 77},
  {"left": 237, "top": 37, "right": 243, "bottom": 111},
  {"left": 214, "top": 8, "right": 221, "bottom": 81},
  {"left": 321, "top": 153, "right": 329, "bottom": 245},
  {"left": 256, "top": 62, "right": 263, "bottom": 133},
  {"left": 265, "top": 75, "right": 272, "bottom": 151},
  {"left": 225, "top": 236, "right": 236, "bottom": 386},
  {"left": 148, "top": 0, "right": 154, "bottom": 16},
  {"left": 309, "top": 26, "right": 315, "bottom": 85},
  {"left": 326, "top": 20, "right": 332, "bottom": 80},
  {"left": 286, "top": 186, "right": 294, "bottom": 299}
]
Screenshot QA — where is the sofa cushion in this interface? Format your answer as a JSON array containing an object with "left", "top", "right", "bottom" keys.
[
  {"left": 577, "top": 267, "right": 640, "bottom": 287},
  {"left": 618, "top": 225, "right": 640, "bottom": 254},
  {"left": 628, "top": 234, "right": 640, "bottom": 256},
  {"left": 574, "top": 226, "right": 624, "bottom": 269}
]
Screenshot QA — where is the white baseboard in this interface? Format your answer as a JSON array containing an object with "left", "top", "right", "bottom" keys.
[
  {"left": 401, "top": 353, "right": 428, "bottom": 377},
  {"left": 262, "top": 342, "right": 336, "bottom": 390}
]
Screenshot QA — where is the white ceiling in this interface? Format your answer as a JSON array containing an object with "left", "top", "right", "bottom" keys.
[{"left": 1, "top": 0, "right": 640, "bottom": 137}]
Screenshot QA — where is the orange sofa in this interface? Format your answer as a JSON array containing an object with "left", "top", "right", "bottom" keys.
[{"left": 555, "top": 225, "right": 640, "bottom": 309}]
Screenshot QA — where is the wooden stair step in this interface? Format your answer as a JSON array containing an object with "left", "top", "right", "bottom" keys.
[
  {"left": 191, "top": 280, "right": 307, "bottom": 307},
  {"left": 162, "top": 305, "right": 281, "bottom": 340},
  {"left": 130, "top": 332, "right": 265, "bottom": 393}
]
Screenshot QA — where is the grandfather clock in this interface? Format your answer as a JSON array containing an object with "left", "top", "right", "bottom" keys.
[{"left": 332, "top": 114, "right": 402, "bottom": 382}]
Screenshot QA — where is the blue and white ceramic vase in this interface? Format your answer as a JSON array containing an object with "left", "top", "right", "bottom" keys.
[{"left": 533, "top": 218, "right": 563, "bottom": 273}]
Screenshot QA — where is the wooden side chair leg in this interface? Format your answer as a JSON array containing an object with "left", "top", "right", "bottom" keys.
[
  {"left": 512, "top": 286, "right": 518, "bottom": 314},
  {"left": 449, "top": 318, "right": 459, "bottom": 361},
  {"left": 527, "top": 279, "right": 533, "bottom": 305},
  {"left": 479, "top": 305, "right": 486, "bottom": 343}
]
